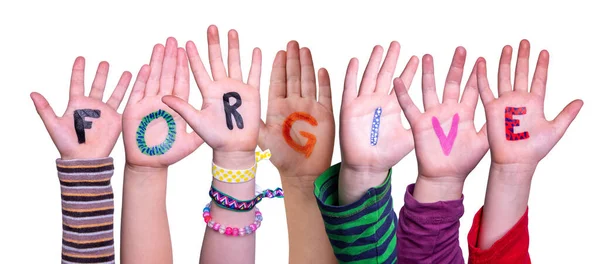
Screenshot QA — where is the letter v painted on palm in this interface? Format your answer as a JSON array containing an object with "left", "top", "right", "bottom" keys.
[{"left": 431, "top": 113, "right": 460, "bottom": 156}]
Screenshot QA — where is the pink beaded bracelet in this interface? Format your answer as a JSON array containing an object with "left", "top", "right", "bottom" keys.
[{"left": 203, "top": 203, "right": 263, "bottom": 236}]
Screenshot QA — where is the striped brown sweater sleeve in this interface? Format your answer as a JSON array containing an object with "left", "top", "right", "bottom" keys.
[{"left": 57, "top": 157, "right": 115, "bottom": 264}]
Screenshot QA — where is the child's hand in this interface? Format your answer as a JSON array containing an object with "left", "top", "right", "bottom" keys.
[
  {"left": 477, "top": 40, "right": 583, "bottom": 170},
  {"left": 162, "top": 26, "right": 261, "bottom": 158},
  {"left": 339, "top": 42, "right": 419, "bottom": 204},
  {"left": 31, "top": 57, "right": 132, "bottom": 160},
  {"left": 122, "top": 38, "right": 203, "bottom": 168},
  {"left": 393, "top": 48, "right": 488, "bottom": 201},
  {"left": 258, "top": 41, "right": 335, "bottom": 179}
]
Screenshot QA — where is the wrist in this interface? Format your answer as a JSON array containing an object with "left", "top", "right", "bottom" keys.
[
  {"left": 338, "top": 162, "right": 389, "bottom": 205},
  {"left": 413, "top": 174, "right": 465, "bottom": 203},
  {"left": 489, "top": 162, "right": 537, "bottom": 186},
  {"left": 213, "top": 150, "right": 255, "bottom": 169},
  {"left": 124, "top": 163, "right": 168, "bottom": 189}
]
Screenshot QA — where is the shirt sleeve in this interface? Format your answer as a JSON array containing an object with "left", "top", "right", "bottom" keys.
[
  {"left": 396, "top": 184, "right": 465, "bottom": 264},
  {"left": 314, "top": 163, "right": 398, "bottom": 264},
  {"left": 467, "top": 207, "right": 531, "bottom": 264},
  {"left": 57, "top": 157, "right": 115, "bottom": 264}
]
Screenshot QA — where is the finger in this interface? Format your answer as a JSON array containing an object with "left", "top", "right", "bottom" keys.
[
  {"left": 342, "top": 58, "right": 359, "bottom": 105},
  {"left": 442, "top": 47, "right": 466, "bottom": 103},
  {"left": 186, "top": 41, "right": 212, "bottom": 95},
  {"left": 477, "top": 122, "right": 488, "bottom": 141},
  {"left": 268, "top": 50, "right": 287, "bottom": 100},
  {"left": 69, "top": 56, "right": 86, "bottom": 98},
  {"left": 530, "top": 50, "right": 549, "bottom": 100},
  {"left": 247, "top": 48, "right": 262, "bottom": 89},
  {"left": 514, "top": 40, "right": 531, "bottom": 92},
  {"left": 286, "top": 41, "right": 301, "bottom": 97},
  {"left": 358, "top": 45, "right": 384, "bottom": 96},
  {"left": 126, "top": 64, "right": 151, "bottom": 105},
  {"left": 30, "top": 92, "right": 58, "bottom": 128},
  {"left": 421, "top": 54, "right": 439, "bottom": 110},
  {"left": 145, "top": 44, "right": 165, "bottom": 96},
  {"left": 552, "top": 99, "right": 584, "bottom": 138},
  {"left": 393, "top": 78, "right": 421, "bottom": 123},
  {"left": 498, "top": 45, "right": 513, "bottom": 96},
  {"left": 318, "top": 68, "right": 333, "bottom": 111},
  {"left": 159, "top": 37, "right": 178, "bottom": 96},
  {"left": 476, "top": 59, "right": 496, "bottom": 106},
  {"left": 207, "top": 25, "right": 227, "bottom": 80},
  {"left": 300, "top": 47, "right": 317, "bottom": 99},
  {"left": 227, "top": 30, "right": 243, "bottom": 81},
  {"left": 174, "top": 48, "right": 191, "bottom": 100},
  {"left": 161, "top": 95, "right": 200, "bottom": 128},
  {"left": 89, "top": 61, "right": 109, "bottom": 100},
  {"left": 374, "top": 41, "right": 400, "bottom": 94},
  {"left": 106, "top": 71, "right": 133, "bottom": 110},
  {"left": 390, "top": 56, "right": 419, "bottom": 98},
  {"left": 460, "top": 58, "right": 481, "bottom": 110}
]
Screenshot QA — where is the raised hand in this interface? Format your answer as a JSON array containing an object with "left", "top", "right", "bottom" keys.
[
  {"left": 122, "top": 37, "right": 203, "bottom": 168},
  {"left": 339, "top": 42, "right": 419, "bottom": 204},
  {"left": 31, "top": 57, "right": 132, "bottom": 160},
  {"left": 258, "top": 41, "right": 334, "bottom": 178},
  {"left": 162, "top": 25, "right": 262, "bottom": 156},
  {"left": 477, "top": 40, "right": 583, "bottom": 167},
  {"left": 393, "top": 47, "right": 488, "bottom": 201}
]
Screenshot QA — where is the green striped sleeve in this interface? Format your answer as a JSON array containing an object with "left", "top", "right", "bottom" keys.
[{"left": 314, "top": 163, "right": 398, "bottom": 264}]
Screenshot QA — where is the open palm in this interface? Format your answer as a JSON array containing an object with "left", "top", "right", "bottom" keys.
[
  {"left": 259, "top": 41, "right": 335, "bottom": 177},
  {"left": 123, "top": 38, "right": 203, "bottom": 168},
  {"left": 340, "top": 42, "right": 419, "bottom": 173},
  {"left": 394, "top": 47, "right": 488, "bottom": 180},
  {"left": 31, "top": 57, "right": 131, "bottom": 160},
  {"left": 477, "top": 40, "right": 583, "bottom": 166},
  {"left": 162, "top": 26, "right": 261, "bottom": 153}
]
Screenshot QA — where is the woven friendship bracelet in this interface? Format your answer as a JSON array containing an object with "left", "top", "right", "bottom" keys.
[
  {"left": 209, "top": 185, "right": 284, "bottom": 212},
  {"left": 203, "top": 203, "right": 263, "bottom": 236},
  {"left": 212, "top": 150, "right": 271, "bottom": 183}
]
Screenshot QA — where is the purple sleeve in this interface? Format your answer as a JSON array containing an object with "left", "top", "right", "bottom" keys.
[{"left": 396, "top": 184, "right": 465, "bottom": 264}]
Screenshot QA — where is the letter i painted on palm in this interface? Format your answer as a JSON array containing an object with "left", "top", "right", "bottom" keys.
[
  {"left": 370, "top": 107, "right": 382, "bottom": 146},
  {"left": 432, "top": 113, "right": 459, "bottom": 156}
]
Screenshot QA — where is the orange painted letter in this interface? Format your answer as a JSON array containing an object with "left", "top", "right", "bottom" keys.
[{"left": 282, "top": 112, "right": 318, "bottom": 158}]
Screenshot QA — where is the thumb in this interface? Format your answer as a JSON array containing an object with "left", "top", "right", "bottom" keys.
[
  {"left": 551, "top": 99, "right": 584, "bottom": 139},
  {"left": 30, "top": 92, "right": 57, "bottom": 128},
  {"left": 161, "top": 95, "right": 200, "bottom": 128},
  {"left": 258, "top": 119, "right": 268, "bottom": 150}
]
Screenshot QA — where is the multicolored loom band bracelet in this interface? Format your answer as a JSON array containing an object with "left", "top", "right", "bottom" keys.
[
  {"left": 203, "top": 203, "right": 263, "bottom": 236},
  {"left": 209, "top": 185, "right": 284, "bottom": 212},
  {"left": 212, "top": 150, "right": 271, "bottom": 183}
]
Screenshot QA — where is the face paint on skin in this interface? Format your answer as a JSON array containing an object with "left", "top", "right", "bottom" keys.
[
  {"left": 432, "top": 113, "right": 460, "bottom": 156},
  {"left": 282, "top": 112, "right": 318, "bottom": 158},
  {"left": 370, "top": 107, "right": 382, "bottom": 146},
  {"left": 136, "top": 109, "right": 176, "bottom": 156},
  {"left": 223, "top": 92, "right": 244, "bottom": 130},
  {"left": 74, "top": 109, "right": 101, "bottom": 144},
  {"left": 505, "top": 107, "right": 530, "bottom": 141}
]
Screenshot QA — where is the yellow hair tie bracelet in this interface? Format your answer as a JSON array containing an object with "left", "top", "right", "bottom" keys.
[{"left": 212, "top": 150, "right": 271, "bottom": 183}]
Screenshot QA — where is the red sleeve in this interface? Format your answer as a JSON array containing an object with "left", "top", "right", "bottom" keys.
[{"left": 467, "top": 207, "right": 531, "bottom": 264}]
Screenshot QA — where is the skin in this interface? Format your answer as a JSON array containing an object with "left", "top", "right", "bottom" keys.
[
  {"left": 161, "top": 25, "right": 262, "bottom": 264},
  {"left": 475, "top": 40, "right": 583, "bottom": 249},
  {"left": 393, "top": 47, "right": 489, "bottom": 203},
  {"left": 258, "top": 41, "right": 336, "bottom": 263},
  {"left": 30, "top": 57, "right": 132, "bottom": 160},
  {"left": 339, "top": 42, "right": 419, "bottom": 205},
  {"left": 121, "top": 37, "right": 203, "bottom": 264}
]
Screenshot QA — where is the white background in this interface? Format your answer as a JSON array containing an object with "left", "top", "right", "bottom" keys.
[{"left": 1, "top": 0, "right": 598, "bottom": 263}]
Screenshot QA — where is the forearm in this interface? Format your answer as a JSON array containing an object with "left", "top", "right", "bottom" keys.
[
  {"left": 477, "top": 163, "right": 535, "bottom": 250},
  {"left": 200, "top": 150, "right": 256, "bottom": 264},
  {"left": 338, "top": 162, "right": 388, "bottom": 205},
  {"left": 57, "top": 157, "right": 116, "bottom": 264},
  {"left": 120, "top": 165, "right": 172, "bottom": 264},
  {"left": 281, "top": 175, "right": 337, "bottom": 264}
]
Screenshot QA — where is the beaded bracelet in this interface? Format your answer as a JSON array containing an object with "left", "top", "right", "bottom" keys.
[
  {"left": 209, "top": 185, "right": 284, "bottom": 212},
  {"left": 212, "top": 150, "right": 271, "bottom": 183},
  {"left": 203, "top": 203, "right": 263, "bottom": 236}
]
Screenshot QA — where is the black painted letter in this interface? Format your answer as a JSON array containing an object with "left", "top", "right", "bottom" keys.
[
  {"left": 223, "top": 92, "right": 244, "bottom": 130},
  {"left": 74, "top": 109, "right": 101, "bottom": 143}
]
